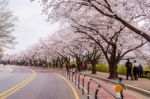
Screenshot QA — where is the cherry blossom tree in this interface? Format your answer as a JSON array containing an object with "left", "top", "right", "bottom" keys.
[
  {"left": 39, "top": 28, "right": 102, "bottom": 72},
  {"left": 34, "top": 0, "right": 149, "bottom": 79},
  {"left": 39, "top": 34, "right": 67, "bottom": 67},
  {"left": 72, "top": 16, "right": 147, "bottom": 78},
  {"left": 39, "top": 29, "right": 87, "bottom": 70},
  {"left": 85, "top": 43, "right": 103, "bottom": 74},
  {"left": 0, "top": 0, "right": 17, "bottom": 49},
  {"left": 39, "top": 0, "right": 150, "bottom": 42}
]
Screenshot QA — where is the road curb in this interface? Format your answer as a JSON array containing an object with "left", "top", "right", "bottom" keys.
[{"left": 80, "top": 73, "right": 150, "bottom": 97}]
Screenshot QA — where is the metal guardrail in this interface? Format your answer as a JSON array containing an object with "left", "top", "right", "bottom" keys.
[{"left": 51, "top": 68, "right": 121, "bottom": 99}]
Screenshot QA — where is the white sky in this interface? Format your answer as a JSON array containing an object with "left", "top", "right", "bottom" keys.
[{"left": 5, "top": 0, "right": 59, "bottom": 54}]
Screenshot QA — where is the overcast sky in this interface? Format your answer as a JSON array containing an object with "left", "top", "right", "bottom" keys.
[{"left": 6, "top": 0, "right": 59, "bottom": 54}]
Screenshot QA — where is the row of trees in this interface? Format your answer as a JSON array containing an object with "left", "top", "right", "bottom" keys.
[
  {"left": 40, "top": 0, "right": 150, "bottom": 79},
  {"left": 5, "top": 0, "right": 150, "bottom": 79},
  {"left": 5, "top": 26, "right": 149, "bottom": 79}
]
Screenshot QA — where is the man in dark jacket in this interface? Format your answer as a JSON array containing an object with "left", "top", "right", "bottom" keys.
[
  {"left": 138, "top": 63, "right": 143, "bottom": 77},
  {"left": 125, "top": 59, "right": 133, "bottom": 80}
]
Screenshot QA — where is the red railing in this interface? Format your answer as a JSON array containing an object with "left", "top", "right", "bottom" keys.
[{"left": 50, "top": 68, "right": 121, "bottom": 99}]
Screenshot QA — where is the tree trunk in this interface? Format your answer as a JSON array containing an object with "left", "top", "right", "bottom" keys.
[
  {"left": 76, "top": 60, "right": 81, "bottom": 71},
  {"left": 108, "top": 63, "right": 118, "bottom": 79},
  {"left": 91, "top": 62, "right": 96, "bottom": 74},
  {"left": 77, "top": 63, "right": 81, "bottom": 71},
  {"left": 59, "top": 61, "right": 63, "bottom": 69},
  {"left": 76, "top": 56, "right": 83, "bottom": 72}
]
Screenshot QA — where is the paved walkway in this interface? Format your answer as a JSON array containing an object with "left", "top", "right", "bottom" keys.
[
  {"left": 80, "top": 71, "right": 150, "bottom": 99},
  {"left": 81, "top": 71, "right": 150, "bottom": 91}
]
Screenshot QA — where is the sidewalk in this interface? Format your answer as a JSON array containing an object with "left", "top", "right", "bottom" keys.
[{"left": 81, "top": 71, "right": 150, "bottom": 98}]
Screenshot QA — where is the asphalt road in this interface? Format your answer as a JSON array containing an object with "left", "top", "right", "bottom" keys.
[{"left": 0, "top": 66, "right": 79, "bottom": 99}]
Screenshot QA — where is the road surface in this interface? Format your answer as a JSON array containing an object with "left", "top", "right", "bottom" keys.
[{"left": 0, "top": 66, "right": 80, "bottom": 99}]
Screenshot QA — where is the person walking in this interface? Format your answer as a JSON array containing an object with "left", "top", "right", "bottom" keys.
[
  {"left": 133, "top": 60, "right": 139, "bottom": 80},
  {"left": 125, "top": 59, "right": 133, "bottom": 80},
  {"left": 138, "top": 63, "right": 143, "bottom": 77},
  {"left": 66, "top": 63, "right": 70, "bottom": 77}
]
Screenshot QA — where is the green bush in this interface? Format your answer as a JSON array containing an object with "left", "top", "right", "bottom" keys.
[
  {"left": 143, "top": 66, "right": 150, "bottom": 78},
  {"left": 89, "top": 64, "right": 150, "bottom": 78},
  {"left": 95, "top": 64, "right": 126, "bottom": 75},
  {"left": 69, "top": 61, "right": 126, "bottom": 75},
  {"left": 144, "top": 66, "right": 150, "bottom": 71},
  {"left": 96, "top": 64, "right": 109, "bottom": 72},
  {"left": 117, "top": 64, "right": 126, "bottom": 75},
  {"left": 87, "top": 63, "right": 126, "bottom": 75},
  {"left": 70, "top": 61, "right": 76, "bottom": 65}
]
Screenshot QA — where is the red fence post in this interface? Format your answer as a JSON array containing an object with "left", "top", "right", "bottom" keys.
[
  {"left": 95, "top": 85, "right": 101, "bottom": 99},
  {"left": 78, "top": 74, "right": 81, "bottom": 89},
  {"left": 82, "top": 75, "right": 86, "bottom": 95},
  {"left": 87, "top": 79, "right": 91, "bottom": 99}
]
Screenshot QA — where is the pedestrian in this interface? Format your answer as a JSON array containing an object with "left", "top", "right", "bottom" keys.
[
  {"left": 117, "top": 77, "right": 126, "bottom": 99},
  {"left": 138, "top": 63, "right": 143, "bottom": 77},
  {"left": 125, "top": 59, "right": 133, "bottom": 80},
  {"left": 66, "top": 63, "right": 70, "bottom": 73},
  {"left": 133, "top": 60, "right": 139, "bottom": 80},
  {"left": 72, "top": 64, "right": 76, "bottom": 75}
]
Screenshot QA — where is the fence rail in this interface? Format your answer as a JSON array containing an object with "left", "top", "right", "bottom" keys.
[{"left": 51, "top": 68, "right": 121, "bottom": 99}]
